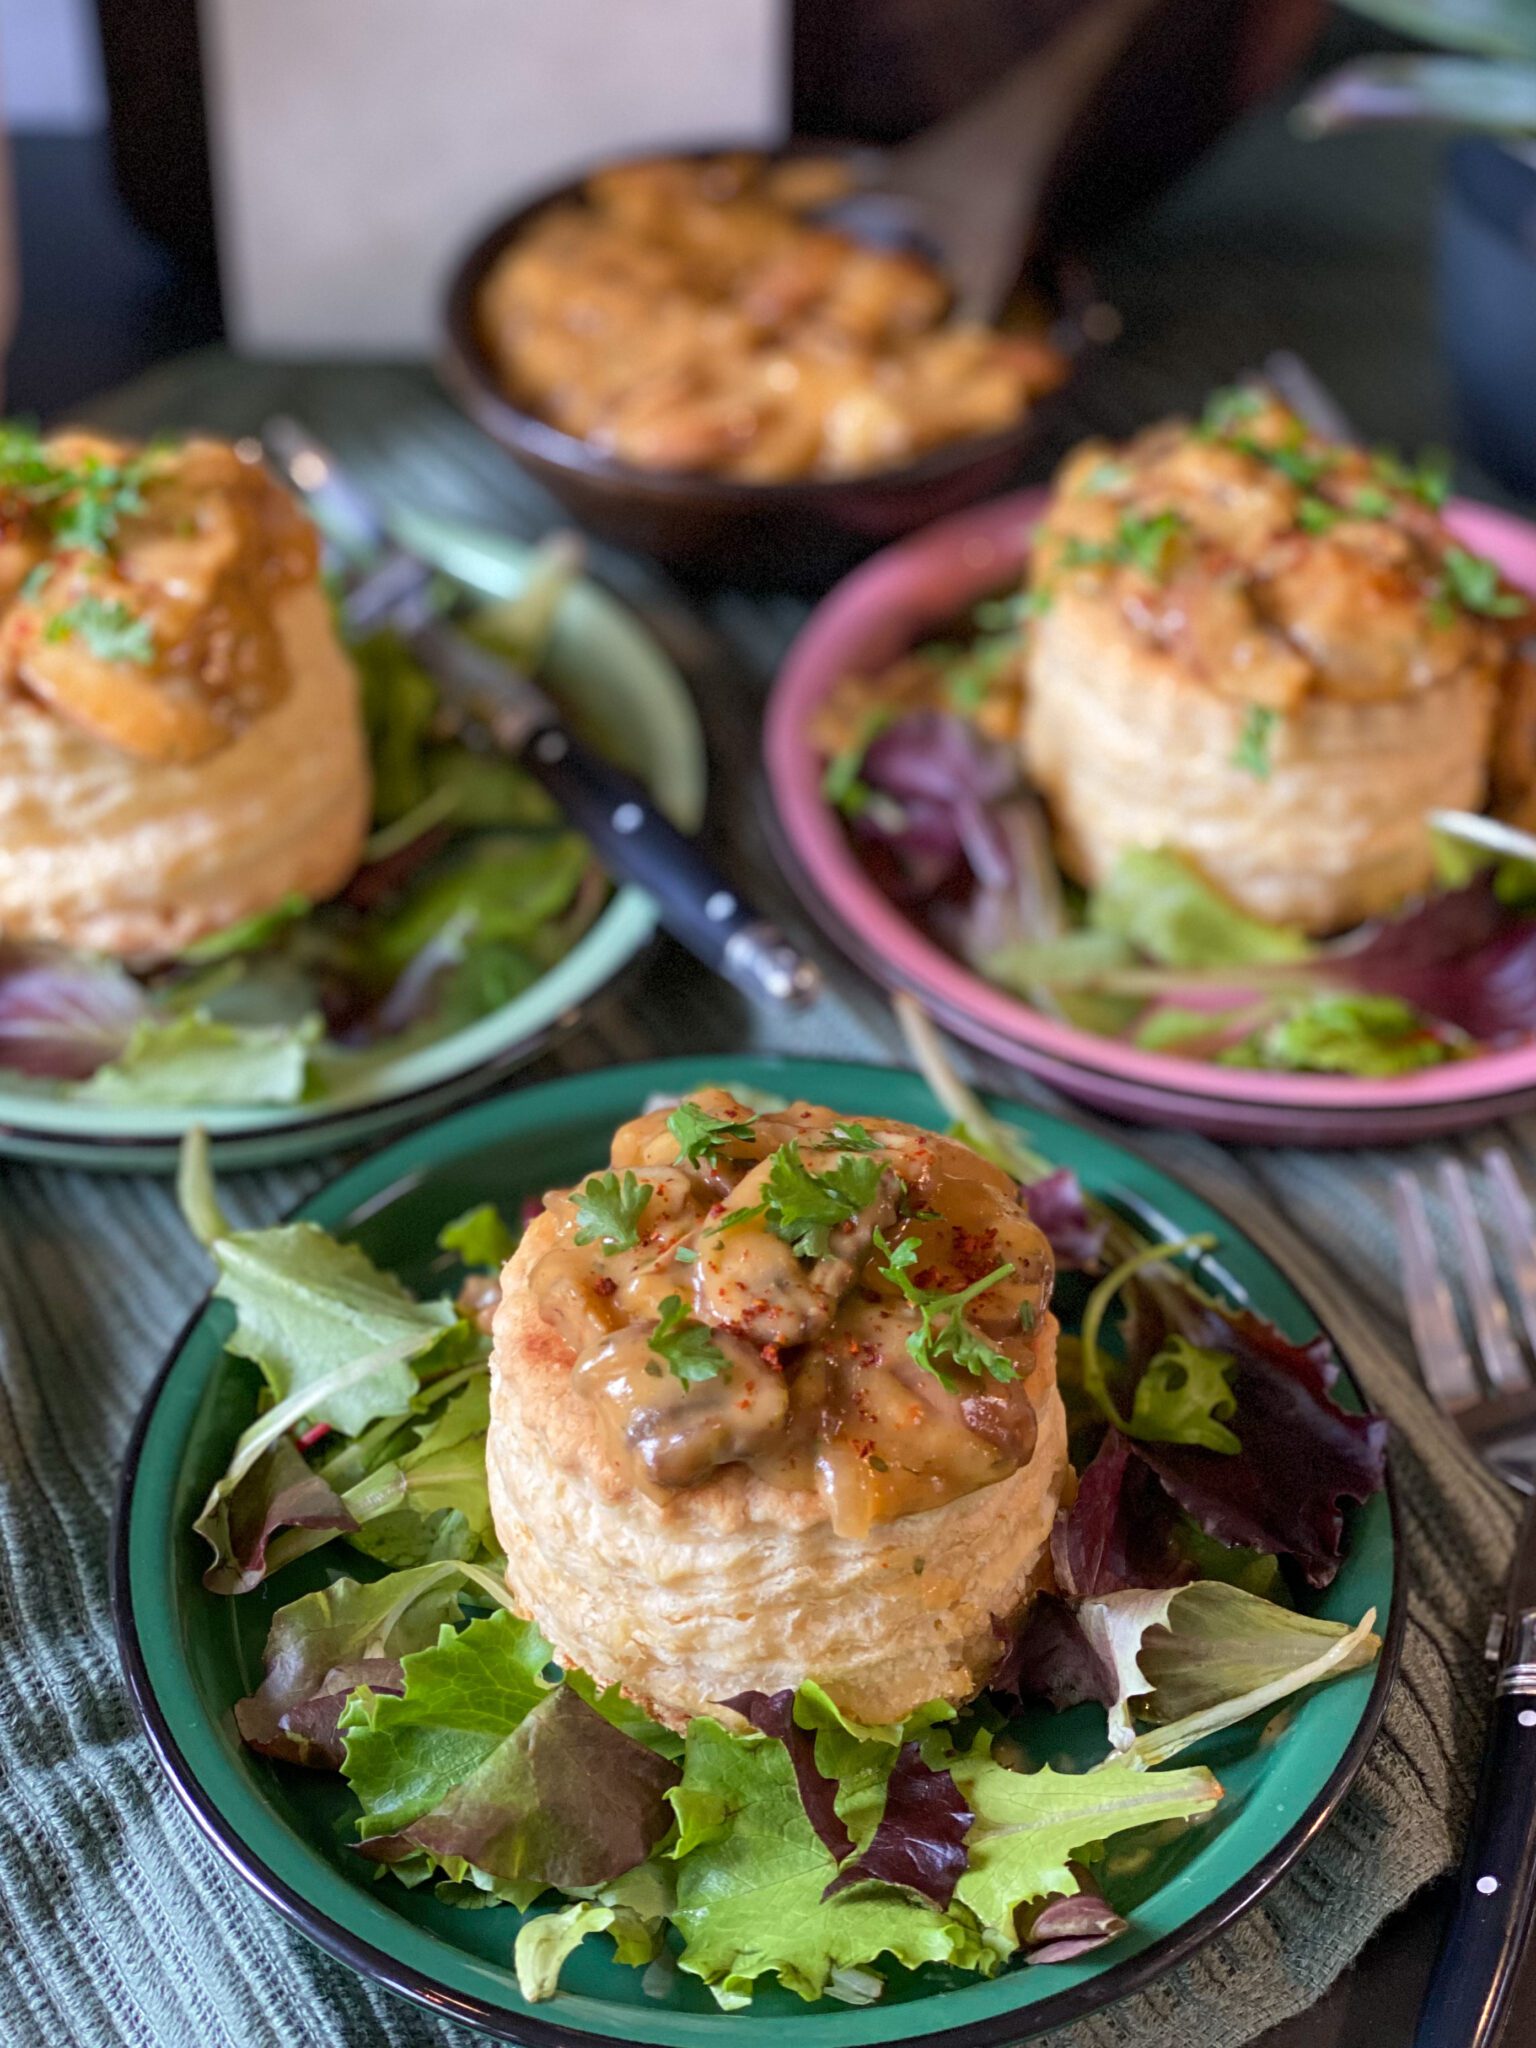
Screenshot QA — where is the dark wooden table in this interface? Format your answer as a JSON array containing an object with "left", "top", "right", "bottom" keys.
[{"left": 7, "top": 69, "right": 1532, "bottom": 2048}]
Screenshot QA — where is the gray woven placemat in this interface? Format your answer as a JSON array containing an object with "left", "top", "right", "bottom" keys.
[{"left": 0, "top": 348, "right": 1523, "bottom": 2047}]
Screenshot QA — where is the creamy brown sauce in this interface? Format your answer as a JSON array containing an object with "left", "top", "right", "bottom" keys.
[
  {"left": 0, "top": 433, "right": 319, "bottom": 763},
  {"left": 526, "top": 1090, "right": 1054, "bottom": 1538},
  {"left": 1031, "top": 396, "right": 1528, "bottom": 711}
]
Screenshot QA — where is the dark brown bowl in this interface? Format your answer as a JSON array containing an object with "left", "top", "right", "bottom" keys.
[{"left": 438, "top": 144, "right": 1098, "bottom": 587}]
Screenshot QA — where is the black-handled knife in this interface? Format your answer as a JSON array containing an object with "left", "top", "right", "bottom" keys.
[
  {"left": 262, "top": 418, "right": 821, "bottom": 1010},
  {"left": 1413, "top": 1488, "right": 1536, "bottom": 2048}
]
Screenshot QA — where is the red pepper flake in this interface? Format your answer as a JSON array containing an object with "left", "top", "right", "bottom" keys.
[
  {"left": 295, "top": 1421, "right": 331, "bottom": 1452},
  {"left": 592, "top": 1275, "right": 617, "bottom": 1298}
]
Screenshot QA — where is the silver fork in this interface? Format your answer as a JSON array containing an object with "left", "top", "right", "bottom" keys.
[{"left": 1392, "top": 1148, "right": 1536, "bottom": 2047}]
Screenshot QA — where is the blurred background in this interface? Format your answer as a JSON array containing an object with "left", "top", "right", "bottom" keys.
[{"left": 0, "top": 1, "right": 1530, "bottom": 490}]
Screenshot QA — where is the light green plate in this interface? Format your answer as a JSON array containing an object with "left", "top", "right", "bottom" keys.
[
  {"left": 0, "top": 513, "right": 704, "bottom": 1172},
  {"left": 114, "top": 1056, "right": 1401, "bottom": 2048}
]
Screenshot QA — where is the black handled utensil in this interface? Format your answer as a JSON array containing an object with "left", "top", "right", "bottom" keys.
[
  {"left": 262, "top": 418, "right": 820, "bottom": 1011},
  {"left": 1393, "top": 1154, "right": 1536, "bottom": 2048}
]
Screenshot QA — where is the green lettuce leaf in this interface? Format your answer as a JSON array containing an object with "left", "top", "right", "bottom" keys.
[
  {"left": 1074, "top": 1580, "right": 1382, "bottom": 1759},
  {"left": 365, "top": 832, "right": 591, "bottom": 977},
  {"left": 437, "top": 1204, "right": 518, "bottom": 1269},
  {"left": 948, "top": 1732, "right": 1222, "bottom": 1946},
  {"left": 1090, "top": 849, "right": 1312, "bottom": 970},
  {"left": 513, "top": 1861, "right": 672, "bottom": 2001},
  {"left": 81, "top": 1009, "right": 320, "bottom": 1105},
  {"left": 343, "top": 1610, "right": 678, "bottom": 1898},
  {"left": 666, "top": 1712, "right": 989, "bottom": 2007},
  {"left": 233, "top": 1562, "right": 467, "bottom": 1767},
  {"left": 1221, "top": 993, "right": 1455, "bottom": 1076},
  {"left": 204, "top": 1214, "right": 454, "bottom": 1436},
  {"left": 342, "top": 1608, "right": 555, "bottom": 1840},
  {"left": 181, "top": 892, "right": 312, "bottom": 964},
  {"left": 355, "top": 630, "right": 439, "bottom": 823},
  {"left": 340, "top": 1376, "right": 494, "bottom": 1566}
]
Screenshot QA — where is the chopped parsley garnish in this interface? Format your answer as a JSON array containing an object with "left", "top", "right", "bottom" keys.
[
  {"left": 1079, "top": 457, "right": 1132, "bottom": 495},
  {"left": 0, "top": 427, "right": 164, "bottom": 554},
  {"left": 1061, "top": 510, "right": 1185, "bottom": 581},
  {"left": 1349, "top": 483, "right": 1394, "bottom": 520},
  {"left": 672, "top": 1244, "right": 699, "bottom": 1264},
  {"left": 1234, "top": 435, "right": 1333, "bottom": 489},
  {"left": 1295, "top": 494, "right": 1337, "bottom": 535},
  {"left": 874, "top": 1229, "right": 1018, "bottom": 1390},
  {"left": 1430, "top": 545, "right": 1527, "bottom": 626},
  {"left": 940, "top": 633, "right": 1017, "bottom": 714},
  {"left": 572, "top": 1169, "right": 652, "bottom": 1251},
  {"left": 650, "top": 1294, "right": 732, "bottom": 1384},
  {"left": 1370, "top": 447, "right": 1450, "bottom": 510},
  {"left": 44, "top": 595, "right": 154, "bottom": 665},
  {"left": 668, "top": 1099, "right": 756, "bottom": 1166},
  {"left": 18, "top": 562, "right": 51, "bottom": 603},
  {"left": 827, "top": 1121, "right": 881, "bottom": 1153},
  {"left": 722, "top": 1144, "right": 885, "bottom": 1261},
  {"left": 1197, "top": 385, "right": 1265, "bottom": 438},
  {"left": 1231, "top": 704, "right": 1280, "bottom": 780}
]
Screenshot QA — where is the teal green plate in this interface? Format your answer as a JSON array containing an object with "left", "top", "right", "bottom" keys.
[
  {"left": 114, "top": 1056, "right": 1402, "bottom": 2045},
  {"left": 0, "top": 513, "right": 704, "bottom": 1173}
]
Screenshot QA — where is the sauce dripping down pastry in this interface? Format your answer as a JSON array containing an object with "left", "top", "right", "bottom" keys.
[{"left": 487, "top": 1092, "right": 1070, "bottom": 1730}]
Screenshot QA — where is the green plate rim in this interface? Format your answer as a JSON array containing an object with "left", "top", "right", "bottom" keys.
[
  {"left": 0, "top": 512, "right": 704, "bottom": 1161},
  {"left": 112, "top": 1055, "right": 1405, "bottom": 2046}
]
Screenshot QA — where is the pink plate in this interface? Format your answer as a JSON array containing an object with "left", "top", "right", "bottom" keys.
[{"left": 765, "top": 488, "right": 1536, "bottom": 1144}]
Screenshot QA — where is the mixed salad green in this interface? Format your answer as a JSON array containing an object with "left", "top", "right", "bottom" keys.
[
  {"left": 181, "top": 1050, "right": 1386, "bottom": 2011},
  {"left": 0, "top": 543, "right": 607, "bottom": 1107},
  {"left": 822, "top": 615, "right": 1536, "bottom": 1080}
]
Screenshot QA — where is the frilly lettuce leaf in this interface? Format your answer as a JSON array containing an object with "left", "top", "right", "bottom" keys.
[
  {"left": 342, "top": 1609, "right": 678, "bottom": 1898},
  {"left": 437, "top": 1203, "right": 518, "bottom": 1270},
  {"left": 339, "top": 1376, "right": 494, "bottom": 1566},
  {"left": 513, "top": 1860, "right": 672, "bottom": 2002},
  {"left": 82, "top": 1009, "right": 321, "bottom": 1105},
  {"left": 948, "top": 1732, "right": 1221, "bottom": 1946},
  {"left": 233, "top": 1562, "right": 466, "bottom": 1767},
  {"left": 1075, "top": 1581, "right": 1380, "bottom": 1762},
  {"left": 194, "top": 1434, "right": 357, "bottom": 1596},
  {"left": 1089, "top": 848, "right": 1312, "bottom": 970},
  {"left": 665, "top": 1712, "right": 989, "bottom": 2007},
  {"left": 1221, "top": 993, "right": 1454, "bottom": 1075}
]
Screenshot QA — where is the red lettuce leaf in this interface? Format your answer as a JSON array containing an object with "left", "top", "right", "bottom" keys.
[
  {"left": 724, "top": 1688, "right": 854, "bottom": 1863},
  {"left": 821, "top": 1740, "right": 972, "bottom": 1909},
  {"left": 358, "top": 1685, "right": 679, "bottom": 1890},
  {"left": 1022, "top": 1169, "right": 1108, "bottom": 1272},
  {"left": 195, "top": 1436, "right": 358, "bottom": 1595},
  {"left": 1051, "top": 1430, "right": 1193, "bottom": 1599},
  {"left": 850, "top": 712, "right": 1017, "bottom": 902},
  {"left": 0, "top": 945, "right": 145, "bottom": 1079},
  {"left": 1335, "top": 873, "right": 1536, "bottom": 1040},
  {"left": 990, "top": 1594, "right": 1117, "bottom": 1713},
  {"left": 1124, "top": 1280, "right": 1388, "bottom": 1587},
  {"left": 1024, "top": 1873, "right": 1128, "bottom": 1965},
  {"left": 241, "top": 1657, "right": 406, "bottom": 1770}
]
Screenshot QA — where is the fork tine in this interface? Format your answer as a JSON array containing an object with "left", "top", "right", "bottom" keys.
[
  {"left": 1392, "top": 1169, "right": 1480, "bottom": 1408},
  {"left": 1481, "top": 1147, "right": 1536, "bottom": 1370},
  {"left": 1438, "top": 1158, "right": 1531, "bottom": 1393}
]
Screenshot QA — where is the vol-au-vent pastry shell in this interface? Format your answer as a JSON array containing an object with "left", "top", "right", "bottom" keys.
[
  {"left": 489, "top": 1157, "right": 1069, "bottom": 1733},
  {"left": 0, "top": 583, "right": 371, "bottom": 956},
  {"left": 1024, "top": 587, "right": 1495, "bottom": 932}
]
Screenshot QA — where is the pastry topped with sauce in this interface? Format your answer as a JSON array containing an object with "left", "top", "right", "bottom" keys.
[
  {"left": 1023, "top": 392, "right": 1536, "bottom": 932},
  {"left": 488, "top": 1090, "right": 1068, "bottom": 1731},
  {"left": 0, "top": 428, "right": 371, "bottom": 956}
]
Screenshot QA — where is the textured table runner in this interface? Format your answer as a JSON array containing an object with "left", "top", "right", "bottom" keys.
[{"left": 1, "top": 108, "right": 1531, "bottom": 2041}]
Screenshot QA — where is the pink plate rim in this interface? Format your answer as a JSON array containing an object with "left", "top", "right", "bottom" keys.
[{"left": 765, "top": 486, "right": 1536, "bottom": 1114}]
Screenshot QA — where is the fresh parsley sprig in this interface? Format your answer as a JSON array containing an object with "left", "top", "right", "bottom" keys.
[
  {"left": 572, "top": 1170, "right": 653, "bottom": 1252},
  {"left": 0, "top": 427, "right": 164, "bottom": 555},
  {"left": 717, "top": 1145, "right": 885, "bottom": 1261},
  {"left": 827, "top": 1122, "right": 881, "bottom": 1153},
  {"left": 1061, "top": 510, "right": 1185, "bottom": 582},
  {"left": 668, "top": 1099, "right": 757, "bottom": 1167},
  {"left": 1231, "top": 704, "right": 1279, "bottom": 781},
  {"left": 874, "top": 1229, "right": 1018, "bottom": 1390},
  {"left": 1429, "top": 545, "right": 1527, "bottom": 627},
  {"left": 650, "top": 1294, "right": 732, "bottom": 1384},
  {"left": 44, "top": 594, "right": 154, "bottom": 664}
]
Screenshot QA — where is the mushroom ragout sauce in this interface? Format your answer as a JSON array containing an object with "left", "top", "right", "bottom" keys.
[{"left": 525, "top": 1089, "right": 1055, "bottom": 1540}]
